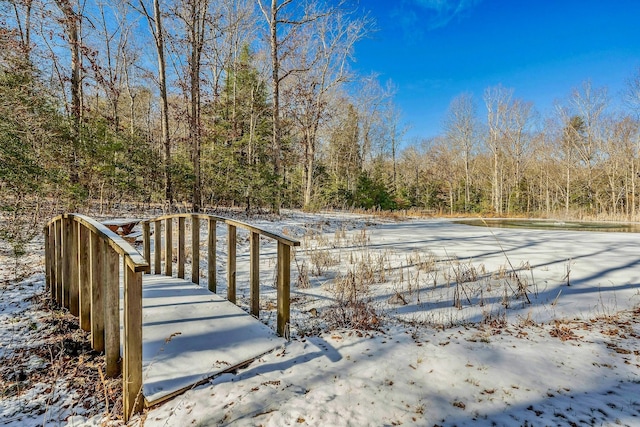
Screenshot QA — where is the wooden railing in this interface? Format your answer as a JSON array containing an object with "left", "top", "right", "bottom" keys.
[
  {"left": 141, "top": 214, "right": 300, "bottom": 337},
  {"left": 44, "top": 214, "right": 149, "bottom": 421}
]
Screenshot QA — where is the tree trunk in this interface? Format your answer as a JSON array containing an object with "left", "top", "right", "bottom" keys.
[
  {"left": 189, "top": 0, "right": 205, "bottom": 213},
  {"left": 632, "top": 162, "right": 636, "bottom": 217},
  {"left": 449, "top": 182, "right": 454, "bottom": 216},
  {"left": 55, "top": 0, "right": 82, "bottom": 187},
  {"left": 151, "top": 0, "right": 173, "bottom": 209},
  {"left": 493, "top": 151, "right": 499, "bottom": 213},
  {"left": 464, "top": 152, "right": 470, "bottom": 211},
  {"left": 392, "top": 133, "right": 397, "bottom": 195},
  {"left": 269, "top": 1, "right": 282, "bottom": 213},
  {"left": 303, "top": 131, "right": 314, "bottom": 208},
  {"left": 69, "top": 7, "right": 81, "bottom": 186}
]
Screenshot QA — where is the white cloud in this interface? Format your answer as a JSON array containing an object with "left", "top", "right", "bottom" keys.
[{"left": 413, "top": 0, "right": 482, "bottom": 29}]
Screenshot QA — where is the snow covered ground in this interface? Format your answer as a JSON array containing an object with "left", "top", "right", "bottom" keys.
[{"left": 2, "top": 211, "right": 640, "bottom": 426}]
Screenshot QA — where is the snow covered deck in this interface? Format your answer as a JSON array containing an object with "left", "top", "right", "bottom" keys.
[{"left": 138, "top": 274, "right": 285, "bottom": 406}]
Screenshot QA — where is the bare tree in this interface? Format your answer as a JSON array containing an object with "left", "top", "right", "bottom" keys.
[
  {"left": 121, "top": 35, "right": 141, "bottom": 137},
  {"left": 354, "top": 75, "right": 394, "bottom": 171},
  {"left": 532, "top": 123, "right": 557, "bottom": 215},
  {"left": 623, "top": 68, "right": 640, "bottom": 116},
  {"left": 173, "top": 0, "right": 210, "bottom": 211},
  {"left": 325, "top": 100, "right": 361, "bottom": 193},
  {"left": 7, "top": 0, "right": 33, "bottom": 55},
  {"left": 601, "top": 115, "right": 637, "bottom": 216},
  {"left": 90, "top": 0, "right": 134, "bottom": 129},
  {"left": 256, "top": 0, "right": 330, "bottom": 212},
  {"left": 397, "top": 144, "right": 425, "bottom": 206},
  {"left": 444, "top": 92, "right": 477, "bottom": 211},
  {"left": 284, "top": 4, "right": 370, "bottom": 208},
  {"left": 504, "top": 98, "right": 535, "bottom": 212},
  {"left": 136, "top": 0, "right": 174, "bottom": 207},
  {"left": 623, "top": 68, "right": 640, "bottom": 215},
  {"left": 380, "top": 99, "right": 407, "bottom": 196},
  {"left": 54, "top": 0, "right": 84, "bottom": 188},
  {"left": 482, "top": 85, "right": 537, "bottom": 214},
  {"left": 256, "top": 0, "right": 289, "bottom": 212},
  {"left": 562, "top": 81, "right": 608, "bottom": 212},
  {"left": 555, "top": 114, "right": 583, "bottom": 215},
  {"left": 483, "top": 84, "right": 513, "bottom": 214},
  {"left": 425, "top": 136, "right": 458, "bottom": 215}
]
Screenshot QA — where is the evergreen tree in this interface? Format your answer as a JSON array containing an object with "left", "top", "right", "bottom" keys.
[
  {"left": 0, "top": 34, "right": 66, "bottom": 271},
  {"left": 203, "top": 45, "right": 274, "bottom": 210}
]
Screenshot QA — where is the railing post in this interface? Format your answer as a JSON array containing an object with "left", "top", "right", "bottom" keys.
[
  {"left": 250, "top": 232, "right": 260, "bottom": 317},
  {"left": 208, "top": 219, "right": 216, "bottom": 292},
  {"left": 78, "top": 225, "right": 91, "bottom": 331},
  {"left": 69, "top": 218, "right": 79, "bottom": 316},
  {"left": 192, "top": 216, "right": 200, "bottom": 284},
  {"left": 165, "top": 217, "right": 173, "bottom": 276},
  {"left": 90, "top": 231, "right": 105, "bottom": 352},
  {"left": 154, "top": 221, "right": 161, "bottom": 274},
  {"left": 227, "top": 224, "right": 236, "bottom": 303},
  {"left": 49, "top": 222, "right": 57, "bottom": 301},
  {"left": 277, "top": 242, "right": 291, "bottom": 338},
  {"left": 62, "top": 216, "right": 72, "bottom": 309},
  {"left": 143, "top": 221, "right": 151, "bottom": 267},
  {"left": 178, "top": 217, "right": 186, "bottom": 279},
  {"left": 55, "top": 219, "right": 62, "bottom": 305},
  {"left": 123, "top": 264, "right": 143, "bottom": 421},
  {"left": 105, "top": 247, "right": 120, "bottom": 377},
  {"left": 45, "top": 225, "right": 51, "bottom": 294}
]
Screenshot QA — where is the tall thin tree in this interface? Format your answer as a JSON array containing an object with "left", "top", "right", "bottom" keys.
[{"left": 137, "top": 0, "right": 174, "bottom": 208}]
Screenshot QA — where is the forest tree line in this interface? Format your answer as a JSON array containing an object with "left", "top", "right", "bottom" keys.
[{"left": 2, "top": 0, "right": 640, "bottom": 226}]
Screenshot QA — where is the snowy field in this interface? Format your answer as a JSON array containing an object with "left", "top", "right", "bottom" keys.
[{"left": 1, "top": 211, "right": 640, "bottom": 426}]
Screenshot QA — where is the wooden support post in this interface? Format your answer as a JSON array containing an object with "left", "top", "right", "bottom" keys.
[
  {"left": 277, "top": 242, "right": 291, "bottom": 338},
  {"left": 250, "top": 232, "right": 260, "bottom": 317},
  {"left": 178, "top": 217, "right": 186, "bottom": 278},
  {"left": 44, "top": 225, "right": 51, "bottom": 294},
  {"left": 55, "top": 219, "right": 62, "bottom": 305},
  {"left": 208, "top": 219, "right": 216, "bottom": 292},
  {"left": 90, "top": 232, "right": 105, "bottom": 352},
  {"left": 78, "top": 225, "right": 91, "bottom": 331},
  {"left": 45, "top": 222, "right": 56, "bottom": 301},
  {"left": 49, "top": 223, "right": 57, "bottom": 300},
  {"left": 69, "top": 219, "right": 79, "bottom": 316},
  {"left": 123, "top": 265, "right": 143, "bottom": 421},
  {"left": 62, "top": 217, "right": 72, "bottom": 309},
  {"left": 154, "top": 221, "right": 161, "bottom": 275},
  {"left": 105, "top": 247, "right": 120, "bottom": 377},
  {"left": 143, "top": 221, "right": 151, "bottom": 267},
  {"left": 165, "top": 217, "right": 172, "bottom": 276},
  {"left": 192, "top": 216, "right": 200, "bottom": 284},
  {"left": 227, "top": 224, "right": 236, "bottom": 303}
]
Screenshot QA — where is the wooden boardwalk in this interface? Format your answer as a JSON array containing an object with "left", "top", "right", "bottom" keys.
[{"left": 138, "top": 275, "right": 285, "bottom": 406}]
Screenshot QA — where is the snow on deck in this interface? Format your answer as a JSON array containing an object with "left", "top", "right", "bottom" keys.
[{"left": 138, "top": 275, "right": 285, "bottom": 405}]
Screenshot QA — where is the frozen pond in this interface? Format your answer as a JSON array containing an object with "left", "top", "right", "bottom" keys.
[{"left": 456, "top": 218, "right": 640, "bottom": 233}]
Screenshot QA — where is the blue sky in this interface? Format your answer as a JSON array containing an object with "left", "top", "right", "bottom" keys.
[{"left": 353, "top": 0, "right": 640, "bottom": 141}]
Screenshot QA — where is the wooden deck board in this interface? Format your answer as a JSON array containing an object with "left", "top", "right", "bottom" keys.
[{"left": 138, "top": 274, "right": 285, "bottom": 405}]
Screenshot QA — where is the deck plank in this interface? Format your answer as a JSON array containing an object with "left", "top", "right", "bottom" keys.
[{"left": 139, "top": 274, "right": 284, "bottom": 405}]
